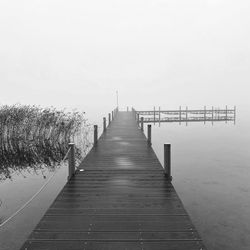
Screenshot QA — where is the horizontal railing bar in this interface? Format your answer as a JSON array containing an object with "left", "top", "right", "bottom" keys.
[
  {"left": 34, "top": 229, "right": 198, "bottom": 233},
  {"left": 142, "top": 119, "right": 234, "bottom": 123},
  {"left": 27, "top": 239, "right": 202, "bottom": 242},
  {"left": 136, "top": 109, "right": 235, "bottom": 112},
  {"left": 44, "top": 214, "right": 188, "bottom": 216}
]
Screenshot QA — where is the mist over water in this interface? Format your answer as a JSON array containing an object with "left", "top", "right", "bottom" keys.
[{"left": 0, "top": 0, "right": 250, "bottom": 249}]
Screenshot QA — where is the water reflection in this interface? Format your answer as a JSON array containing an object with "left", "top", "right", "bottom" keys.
[{"left": 114, "top": 157, "right": 135, "bottom": 169}]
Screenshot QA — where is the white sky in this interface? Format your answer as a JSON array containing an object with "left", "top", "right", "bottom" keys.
[{"left": 0, "top": 0, "right": 249, "bottom": 119}]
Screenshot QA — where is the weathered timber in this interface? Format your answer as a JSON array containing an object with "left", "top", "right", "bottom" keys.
[{"left": 20, "top": 111, "right": 206, "bottom": 250}]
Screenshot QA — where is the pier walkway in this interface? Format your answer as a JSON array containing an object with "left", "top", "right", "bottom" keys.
[{"left": 21, "top": 111, "right": 206, "bottom": 250}]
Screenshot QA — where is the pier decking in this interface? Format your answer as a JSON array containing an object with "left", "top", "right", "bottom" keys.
[{"left": 21, "top": 111, "right": 206, "bottom": 250}]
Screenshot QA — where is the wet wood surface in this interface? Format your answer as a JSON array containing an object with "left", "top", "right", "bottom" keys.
[{"left": 21, "top": 111, "right": 206, "bottom": 250}]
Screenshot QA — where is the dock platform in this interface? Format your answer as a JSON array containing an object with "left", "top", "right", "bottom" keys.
[{"left": 21, "top": 111, "right": 206, "bottom": 250}]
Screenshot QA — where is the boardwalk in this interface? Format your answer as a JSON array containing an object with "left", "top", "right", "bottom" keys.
[{"left": 21, "top": 111, "right": 206, "bottom": 250}]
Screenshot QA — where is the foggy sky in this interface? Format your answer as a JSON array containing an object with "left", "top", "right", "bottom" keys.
[{"left": 0, "top": 0, "right": 249, "bottom": 120}]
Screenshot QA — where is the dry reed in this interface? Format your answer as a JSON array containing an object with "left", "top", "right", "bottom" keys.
[{"left": 0, "top": 104, "right": 91, "bottom": 180}]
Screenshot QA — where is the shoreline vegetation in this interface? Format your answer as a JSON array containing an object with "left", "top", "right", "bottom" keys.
[{"left": 0, "top": 104, "right": 91, "bottom": 181}]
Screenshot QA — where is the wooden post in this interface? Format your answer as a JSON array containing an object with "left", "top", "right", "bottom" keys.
[
  {"left": 137, "top": 113, "right": 140, "bottom": 127},
  {"left": 141, "top": 117, "right": 144, "bottom": 131},
  {"left": 147, "top": 125, "right": 151, "bottom": 146},
  {"left": 154, "top": 106, "right": 156, "bottom": 125},
  {"left": 108, "top": 113, "right": 111, "bottom": 125},
  {"left": 94, "top": 125, "right": 98, "bottom": 146},
  {"left": 112, "top": 111, "right": 114, "bottom": 120},
  {"left": 164, "top": 144, "right": 172, "bottom": 180},
  {"left": 68, "top": 143, "right": 75, "bottom": 181},
  {"left": 179, "top": 106, "right": 181, "bottom": 125},
  {"left": 103, "top": 117, "right": 106, "bottom": 132}
]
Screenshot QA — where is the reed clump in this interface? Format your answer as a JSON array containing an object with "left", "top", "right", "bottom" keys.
[{"left": 0, "top": 104, "right": 91, "bottom": 180}]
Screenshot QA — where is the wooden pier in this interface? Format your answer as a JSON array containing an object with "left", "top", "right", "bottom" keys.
[
  {"left": 21, "top": 111, "right": 206, "bottom": 250},
  {"left": 136, "top": 106, "right": 236, "bottom": 124}
]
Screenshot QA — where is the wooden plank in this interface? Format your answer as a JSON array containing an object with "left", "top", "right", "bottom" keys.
[
  {"left": 46, "top": 208, "right": 187, "bottom": 215},
  {"left": 30, "top": 231, "right": 200, "bottom": 240},
  {"left": 20, "top": 111, "right": 206, "bottom": 250}
]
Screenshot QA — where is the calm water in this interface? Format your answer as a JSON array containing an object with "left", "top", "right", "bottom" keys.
[
  {"left": 151, "top": 106, "right": 250, "bottom": 250},
  {"left": 0, "top": 164, "right": 68, "bottom": 250},
  {"left": 0, "top": 106, "right": 249, "bottom": 250}
]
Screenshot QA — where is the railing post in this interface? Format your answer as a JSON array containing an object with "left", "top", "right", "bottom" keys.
[
  {"left": 112, "top": 111, "right": 114, "bottom": 120},
  {"left": 108, "top": 113, "right": 111, "bottom": 125},
  {"left": 68, "top": 143, "right": 75, "bottom": 181},
  {"left": 147, "top": 125, "right": 151, "bottom": 146},
  {"left": 137, "top": 113, "right": 140, "bottom": 127},
  {"left": 141, "top": 117, "right": 144, "bottom": 131},
  {"left": 103, "top": 117, "right": 106, "bottom": 132},
  {"left": 164, "top": 144, "right": 172, "bottom": 181},
  {"left": 94, "top": 125, "right": 98, "bottom": 146}
]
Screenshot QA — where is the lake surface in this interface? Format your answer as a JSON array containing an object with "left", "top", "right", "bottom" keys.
[
  {"left": 151, "top": 106, "right": 250, "bottom": 250},
  {"left": 0, "top": 105, "right": 249, "bottom": 250}
]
